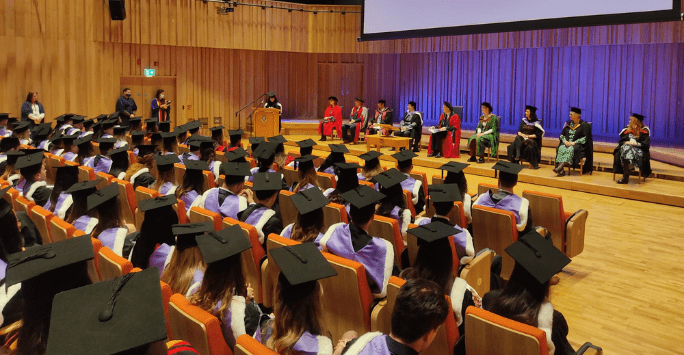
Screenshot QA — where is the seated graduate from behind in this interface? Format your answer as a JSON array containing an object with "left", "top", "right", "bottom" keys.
[
  {"left": 5, "top": 235, "right": 94, "bottom": 355},
  {"left": 161, "top": 130, "right": 180, "bottom": 156},
  {"left": 392, "top": 101, "right": 422, "bottom": 152},
  {"left": 124, "top": 144, "right": 158, "bottom": 189},
  {"left": 46, "top": 267, "right": 201, "bottom": 355},
  {"left": 439, "top": 161, "right": 473, "bottom": 225},
  {"left": 129, "top": 130, "right": 146, "bottom": 156},
  {"left": 473, "top": 161, "right": 533, "bottom": 235},
  {"left": 183, "top": 135, "right": 211, "bottom": 161},
  {"left": 65, "top": 180, "right": 99, "bottom": 234},
  {"left": 43, "top": 165, "right": 78, "bottom": 220},
  {"left": 248, "top": 136, "right": 265, "bottom": 158},
  {"left": 176, "top": 159, "right": 209, "bottom": 208},
  {"left": 613, "top": 113, "right": 651, "bottom": 184},
  {"left": 280, "top": 187, "right": 329, "bottom": 248},
  {"left": 190, "top": 225, "right": 262, "bottom": 349},
  {"left": 238, "top": 172, "right": 284, "bottom": 246},
  {"left": 227, "top": 129, "right": 244, "bottom": 151},
  {"left": 483, "top": 230, "right": 575, "bottom": 355},
  {"left": 401, "top": 222, "right": 481, "bottom": 335},
  {"left": 154, "top": 153, "right": 181, "bottom": 195},
  {"left": 128, "top": 115, "right": 143, "bottom": 133},
  {"left": 0, "top": 188, "right": 25, "bottom": 329},
  {"left": 263, "top": 243, "right": 338, "bottom": 354},
  {"left": 554, "top": 107, "right": 593, "bottom": 177},
  {"left": 325, "top": 162, "right": 361, "bottom": 216},
  {"left": 0, "top": 136, "right": 20, "bottom": 175},
  {"left": 128, "top": 195, "right": 179, "bottom": 274},
  {"left": 290, "top": 154, "right": 322, "bottom": 193},
  {"left": 88, "top": 184, "right": 134, "bottom": 258},
  {"left": 392, "top": 150, "right": 426, "bottom": 215},
  {"left": 184, "top": 120, "right": 202, "bottom": 143},
  {"left": 11, "top": 121, "right": 32, "bottom": 146},
  {"left": 113, "top": 124, "right": 129, "bottom": 149},
  {"left": 249, "top": 142, "right": 287, "bottom": 189},
  {"left": 372, "top": 169, "right": 412, "bottom": 238},
  {"left": 60, "top": 133, "right": 79, "bottom": 162},
  {"left": 31, "top": 123, "right": 51, "bottom": 151},
  {"left": 209, "top": 125, "right": 225, "bottom": 152},
  {"left": 357, "top": 151, "right": 383, "bottom": 181},
  {"left": 79, "top": 117, "right": 96, "bottom": 138},
  {"left": 268, "top": 135, "right": 291, "bottom": 168},
  {"left": 74, "top": 135, "right": 95, "bottom": 166},
  {"left": 415, "top": 184, "right": 474, "bottom": 265},
  {"left": 507, "top": 105, "right": 544, "bottom": 169},
  {"left": 0, "top": 113, "right": 12, "bottom": 137},
  {"left": 287, "top": 138, "right": 317, "bottom": 168},
  {"left": 49, "top": 131, "right": 66, "bottom": 156},
  {"left": 341, "top": 97, "right": 368, "bottom": 144},
  {"left": 1, "top": 148, "right": 22, "bottom": 187},
  {"left": 320, "top": 185, "right": 394, "bottom": 298},
  {"left": 225, "top": 146, "right": 249, "bottom": 164},
  {"left": 318, "top": 96, "right": 343, "bottom": 142},
  {"left": 195, "top": 161, "right": 253, "bottom": 219},
  {"left": 14, "top": 151, "right": 52, "bottom": 207},
  {"left": 107, "top": 146, "right": 130, "bottom": 180},
  {"left": 318, "top": 144, "right": 348, "bottom": 176},
  {"left": 84, "top": 137, "right": 116, "bottom": 174},
  {"left": 161, "top": 222, "right": 214, "bottom": 297},
  {"left": 339, "top": 279, "right": 449, "bottom": 355},
  {"left": 100, "top": 117, "right": 117, "bottom": 138}
]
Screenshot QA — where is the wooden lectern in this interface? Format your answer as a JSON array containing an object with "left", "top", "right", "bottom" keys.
[{"left": 254, "top": 108, "right": 280, "bottom": 137}]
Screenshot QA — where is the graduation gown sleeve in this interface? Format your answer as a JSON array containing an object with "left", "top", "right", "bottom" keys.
[{"left": 613, "top": 127, "right": 651, "bottom": 178}]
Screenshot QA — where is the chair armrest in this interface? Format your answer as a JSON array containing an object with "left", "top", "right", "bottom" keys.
[{"left": 576, "top": 342, "right": 603, "bottom": 355}]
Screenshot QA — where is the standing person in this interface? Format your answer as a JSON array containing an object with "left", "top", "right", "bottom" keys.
[
  {"left": 265, "top": 93, "right": 283, "bottom": 132},
  {"left": 318, "top": 96, "right": 343, "bottom": 142},
  {"left": 427, "top": 102, "right": 460, "bottom": 158},
  {"left": 613, "top": 113, "right": 651, "bottom": 184},
  {"left": 393, "top": 101, "right": 423, "bottom": 152},
  {"left": 368, "top": 99, "right": 393, "bottom": 135},
  {"left": 508, "top": 105, "right": 544, "bottom": 169},
  {"left": 116, "top": 88, "right": 138, "bottom": 121},
  {"left": 341, "top": 98, "right": 368, "bottom": 144},
  {"left": 151, "top": 89, "right": 171, "bottom": 122},
  {"left": 554, "top": 107, "right": 592, "bottom": 177},
  {"left": 20, "top": 91, "right": 45, "bottom": 130},
  {"left": 467, "top": 102, "right": 500, "bottom": 163}
]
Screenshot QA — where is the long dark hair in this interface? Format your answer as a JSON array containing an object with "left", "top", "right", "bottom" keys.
[
  {"left": 130, "top": 205, "right": 178, "bottom": 269},
  {"left": 155, "top": 89, "right": 165, "bottom": 101},
  {"left": 25, "top": 92, "right": 38, "bottom": 103},
  {"left": 443, "top": 101, "right": 454, "bottom": 116},
  {"left": 76, "top": 142, "right": 94, "bottom": 165},
  {"left": 376, "top": 185, "right": 406, "bottom": 217},
  {"left": 66, "top": 189, "right": 98, "bottom": 224},
  {"left": 257, "top": 156, "right": 275, "bottom": 173},
  {"left": 0, "top": 210, "right": 23, "bottom": 262},
  {"left": 189, "top": 254, "right": 246, "bottom": 323},
  {"left": 444, "top": 172, "right": 468, "bottom": 202},
  {"left": 485, "top": 263, "right": 550, "bottom": 327},
  {"left": 109, "top": 153, "right": 130, "bottom": 179},
  {"left": 402, "top": 238, "right": 454, "bottom": 292},
  {"left": 318, "top": 153, "right": 345, "bottom": 174},
  {"left": 91, "top": 198, "right": 126, "bottom": 239},
  {"left": 176, "top": 170, "right": 205, "bottom": 201},
  {"left": 291, "top": 208, "right": 324, "bottom": 243},
  {"left": 200, "top": 147, "right": 216, "bottom": 163},
  {"left": 328, "top": 168, "right": 358, "bottom": 205},
  {"left": 265, "top": 96, "right": 279, "bottom": 108},
  {"left": 47, "top": 171, "right": 78, "bottom": 213}
]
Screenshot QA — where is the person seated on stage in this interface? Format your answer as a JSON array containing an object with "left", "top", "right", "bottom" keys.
[
  {"left": 88, "top": 184, "right": 134, "bottom": 257},
  {"left": 176, "top": 159, "right": 209, "bottom": 208},
  {"left": 12, "top": 121, "right": 32, "bottom": 146},
  {"left": 44, "top": 165, "right": 77, "bottom": 220},
  {"left": 415, "top": 184, "right": 474, "bottom": 265},
  {"left": 474, "top": 161, "right": 533, "bottom": 235},
  {"left": 368, "top": 99, "right": 393, "bottom": 135},
  {"left": 161, "top": 130, "right": 180, "bottom": 155},
  {"left": 373, "top": 169, "right": 412, "bottom": 238},
  {"left": 124, "top": 144, "right": 158, "bottom": 189},
  {"left": 554, "top": 107, "right": 593, "bottom": 177},
  {"left": 0, "top": 113, "right": 11, "bottom": 137},
  {"left": 84, "top": 137, "right": 115, "bottom": 174},
  {"left": 191, "top": 225, "right": 261, "bottom": 349},
  {"left": 263, "top": 243, "right": 338, "bottom": 354},
  {"left": 0, "top": 136, "right": 20, "bottom": 175},
  {"left": 129, "top": 195, "right": 180, "bottom": 273},
  {"left": 238, "top": 172, "right": 284, "bottom": 246},
  {"left": 5, "top": 236, "right": 94, "bottom": 355},
  {"left": 154, "top": 154, "right": 181, "bottom": 195},
  {"left": 319, "top": 96, "right": 343, "bottom": 141},
  {"left": 439, "top": 161, "right": 473, "bottom": 224},
  {"left": 287, "top": 138, "right": 316, "bottom": 168},
  {"left": 342, "top": 97, "right": 369, "bottom": 143},
  {"left": 248, "top": 136, "right": 265, "bottom": 158},
  {"left": 14, "top": 151, "right": 52, "bottom": 207},
  {"left": 393, "top": 101, "right": 423, "bottom": 152},
  {"left": 401, "top": 222, "right": 481, "bottom": 334},
  {"left": 60, "top": 133, "right": 78, "bottom": 162},
  {"left": 281, "top": 188, "right": 328, "bottom": 247},
  {"left": 161, "top": 222, "right": 214, "bottom": 297},
  {"left": 113, "top": 125, "right": 129, "bottom": 149},
  {"left": 508, "top": 105, "right": 544, "bottom": 169},
  {"left": 74, "top": 135, "right": 95, "bottom": 166},
  {"left": 428, "top": 101, "right": 460, "bottom": 158},
  {"left": 393, "top": 150, "right": 426, "bottom": 215},
  {"left": 467, "top": 102, "right": 500, "bottom": 163},
  {"left": 613, "top": 113, "right": 651, "bottom": 184},
  {"left": 318, "top": 144, "right": 348, "bottom": 175},
  {"left": 338, "top": 279, "right": 450, "bottom": 355},
  {"left": 227, "top": 129, "right": 244, "bottom": 151},
  {"left": 483, "top": 230, "right": 574, "bottom": 355},
  {"left": 65, "top": 180, "right": 99, "bottom": 234},
  {"left": 321, "top": 185, "right": 394, "bottom": 298},
  {"left": 196, "top": 161, "right": 253, "bottom": 220},
  {"left": 107, "top": 146, "right": 130, "bottom": 180},
  {"left": 291, "top": 155, "right": 322, "bottom": 193},
  {"left": 325, "top": 162, "right": 361, "bottom": 213},
  {"left": 357, "top": 151, "right": 383, "bottom": 181}
]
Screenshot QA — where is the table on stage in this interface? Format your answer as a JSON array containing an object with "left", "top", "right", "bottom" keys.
[{"left": 366, "top": 135, "right": 411, "bottom": 152}]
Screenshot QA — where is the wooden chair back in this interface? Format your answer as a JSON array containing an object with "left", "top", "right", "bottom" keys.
[
  {"left": 322, "top": 203, "right": 348, "bottom": 233},
  {"left": 214, "top": 151, "right": 228, "bottom": 164},
  {"left": 222, "top": 217, "right": 266, "bottom": 304},
  {"left": 98, "top": 246, "right": 134, "bottom": 280},
  {"left": 234, "top": 334, "right": 279, "bottom": 355},
  {"left": 168, "top": 294, "right": 233, "bottom": 355},
  {"left": 134, "top": 187, "right": 160, "bottom": 230},
  {"left": 174, "top": 163, "right": 186, "bottom": 187},
  {"left": 30, "top": 205, "right": 54, "bottom": 244},
  {"left": 203, "top": 170, "right": 216, "bottom": 191},
  {"left": 262, "top": 234, "right": 300, "bottom": 309},
  {"left": 431, "top": 175, "right": 445, "bottom": 185},
  {"left": 246, "top": 157, "right": 256, "bottom": 168},
  {"left": 465, "top": 306, "right": 548, "bottom": 355},
  {"left": 368, "top": 215, "right": 404, "bottom": 267},
  {"left": 178, "top": 144, "right": 190, "bottom": 154},
  {"left": 92, "top": 142, "right": 101, "bottom": 155},
  {"left": 78, "top": 165, "right": 96, "bottom": 182},
  {"left": 472, "top": 205, "right": 518, "bottom": 279},
  {"left": 521, "top": 191, "right": 566, "bottom": 251},
  {"left": 95, "top": 172, "right": 113, "bottom": 190},
  {"left": 49, "top": 216, "right": 77, "bottom": 243},
  {"left": 477, "top": 183, "right": 498, "bottom": 196},
  {"left": 282, "top": 166, "right": 299, "bottom": 187},
  {"left": 402, "top": 190, "right": 417, "bottom": 217},
  {"left": 2, "top": 187, "right": 18, "bottom": 210},
  {"left": 278, "top": 190, "right": 297, "bottom": 228},
  {"left": 15, "top": 196, "right": 35, "bottom": 215},
  {"left": 316, "top": 172, "right": 336, "bottom": 190},
  {"left": 189, "top": 206, "right": 222, "bottom": 231},
  {"left": 160, "top": 281, "right": 175, "bottom": 339},
  {"left": 423, "top": 201, "right": 466, "bottom": 228},
  {"left": 459, "top": 250, "right": 494, "bottom": 297},
  {"left": 88, "top": 238, "right": 103, "bottom": 283},
  {"left": 46, "top": 154, "right": 65, "bottom": 185},
  {"left": 409, "top": 171, "right": 428, "bottom": 197},
  {"left": 112, "top": 178, "right": 137, "bottom": 226},
  {"left": 217, "top": 175, "right": 225, "bottom": 187}
]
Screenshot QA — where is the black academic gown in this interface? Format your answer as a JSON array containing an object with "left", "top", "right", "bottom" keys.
[
  {"left": 508, "top": 119, "right": 544, "bottom": 167},
  {"left": 133, "top": 171, "right": 156, "bottom": 190},
  {"left": 612, "top": 127, "right": 651, "bottom": 178},
  {"left": 555, "top": 119, "right": 593, "bottom": 174},
  {"left": 21, "top": 181, "right": 52, "bottom": 209}
]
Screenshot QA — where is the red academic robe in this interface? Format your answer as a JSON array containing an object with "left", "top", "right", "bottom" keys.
[
  {"left": 427, "top": 113, "right": 461, "bottom": 158},
  {"left": 319, "top": 105, "right": 343, "bottom": 136}
]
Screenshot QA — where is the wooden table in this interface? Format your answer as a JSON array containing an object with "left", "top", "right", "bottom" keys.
[{"left": 366, "top": 135, "right": 411, "bottom": 152}]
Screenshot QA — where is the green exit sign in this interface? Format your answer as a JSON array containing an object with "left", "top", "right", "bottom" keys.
[{"left": 144, "top": 69, "right": 156, "bottom": 77}]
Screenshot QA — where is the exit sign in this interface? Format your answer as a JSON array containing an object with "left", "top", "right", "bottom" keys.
[{"left": 144, "top": 69, "right": 156, "bottom": 77}]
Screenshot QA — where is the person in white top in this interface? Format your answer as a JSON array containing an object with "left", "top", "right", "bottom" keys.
[{"left": 20, "top": 91, "right": 45, "bottom": 130}]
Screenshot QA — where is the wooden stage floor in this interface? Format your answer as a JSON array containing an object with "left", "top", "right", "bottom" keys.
[{"left": 262, "top": 135, "right": 684, "bottom": 354}]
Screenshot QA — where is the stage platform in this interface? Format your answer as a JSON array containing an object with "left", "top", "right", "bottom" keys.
[{"left": 273, "top": 132, "right": 684, "bottom": 208}]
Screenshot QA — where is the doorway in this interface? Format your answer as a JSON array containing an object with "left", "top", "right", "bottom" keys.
[{"left": 120, "top": 77, "right": 177, "bottom": 127}]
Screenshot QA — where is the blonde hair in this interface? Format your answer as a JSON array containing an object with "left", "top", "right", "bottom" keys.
[
  {"left": 124, "top": 153, "right": 156, "bottom": 181},
  {"left": 628, "top": 117, "right": 645, "bottom": 138},
  {"left": 293, "top": 167, "right": 320, "bottom": 193},
  {"left": 361, "top": 164, "right": 383, "bottom": 181},
  {"left": 161, "top": 246, "right": 207, "bottom": 296}
]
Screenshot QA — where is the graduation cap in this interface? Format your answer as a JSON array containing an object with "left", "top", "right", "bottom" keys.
[
  {"left": 49, "top": 131, "right": 64, "bottom": 143},
  {"left": 7, "top": 117, "right": 18, "bottom": 126},
  {"left": 252, "top": 172, "right": 282, "bottom": 192},
  {"left": 19, "top": 148, "right": 44, "bottom": 155},
  {"left": 5, "top": 151, "right": 25, "bottom": 165},
  {"left": 226, "top": 147, "right": 248, "bottom": 162},
  {"left": 408, "top": 221, "right": 462, "bottom": 244},
  {"left": 161, "top": 131, "right": 179, "bottom": 140},
  {"left": 130, "top": 130, "right": 146, "bottom": 139},
  {"left": 186, "top": 120, "right": 201, "bottom": 131},
  {"left": 268, "top": 135, "right": 287, "bottom": 144},
  {"left": 97, "top": 137, "right": 117, "bottom": 145},
  {"left": 228, "top": 129, "right": 243, "bottom": 138},
  {"left": 54, "top": 165, "right": 79, "bottom": 182},
  {"left": 428, "top": 183, "right": 461, "bottom": 203},
  {"left": 172, "top": 222, "right": 214, "bottom": 251},
  {"left": 252, "top": 141, "right": 277, "bottom": 160},
  {"left": 55, "top": 115, "right": 66, "bottom": 124},
  {"left": 188, "top": 136, "right": 213, "bottom": 150},
  {"left": 0, "top": 113, "right": 9, "bottom": 121},
  {"left": 136, "top": 145, "right": 158, "bottom": 157},
  {"left": 183, "top": 159, "right": 208, "bottom": 172},
  {"left": 102, "top": 119, "right": 117, "bottom": 130},
  {"left": 5, "top": 235, "right": 94, "bottom": 287},
  {"left": 291, "top": 188, "right": 329, "bottom": 215},
  {"left": 154, "top": 154, "right": 180, "bottom": 172},
  {"left": 220, "top": 161, "right": 252, "bottom": 177},
  {"left": 158, "top": 121, "right": 171, "bottom": 133},
  {"left": 570, "top": 107, "right": 582, "bottom": 115},
  {"left": 525, "top": 105, "right": 538, "bottom": 113},
  {"left": 249, "top": 137, "right": 265, "bottom": 145},
  {"left": 492, "top": 161, "right": 524, "bottom": 178},
  {"left": 371, "top": 168, "right": 407, "bottom": 190},
  {"left": 335, "top": 162, "right": 361, "bottom": 175},
  {"left": 296, "top": 138, "right": 316, "bottom": 148},
  {"left": 481, "top": 102, "right": 493, "bottom": 112},
  {"left": 66, "top": 180, "right": 99, "bottom": 196},
  {"left": 128, "top": 116, "right": 142, "bottom": 125},
  {"left": 358, "top": 151, "right": 382, "bottom": 170},
  {"left": 0, "top": 137, "right": 20, "bottom": 151},
  {"left": 327, "top": 96, "right": 338, "bottom": 102},
  {"left": 94, "top": 114, "right": 108, "bottom": 122},
  {"left": 14, "top": 151, "right": 45, "bottom": 170},
  {"left": 631, "top": 113, "right": 645, "bottom": 122},
  {"left": 86, "top": 183, "right": 119, "bottom": 211},
  {"left": 145, "top": 118, "right": 159, "bottom": 126},
  {"left": 0, "top": 186, "right": 13, "bottom": 218},
  {"left": 328, "top": 144, "right": 349, "bottom": 155},
  {"left": 74, "top": 136, "right": 93, "bottom": 147},
  {"left": 149, "top": 132, "right": 162, "bottom": 143},
  {"left": 294, "top": 155, "right": 318, "bottom": 171},
  {"left": 82, "top": 119, "right": 95, "bottom": 129},
  {"left": 270, "top": 242, "right": 337, "bottom": 300},
  {"left": 33, "top": 123, "right": 52, "bottom": 138},
  {"left": 107, "top": 146, "right": 129, "bottom": 158},
  {"left": 12, "top": 121, "right": 30, "bottom": 133},
  {"left": 340, "top": 185, "right": 385, "bottom": 209},
  {"left": 71, "top": 115, "right": 86, "bottom": 124},
  {"left": 439, "top": 162, "right": 468, "bottom": 177},
  {"left": 392, "top": 150, "right": 417, "bottom": 169},
  {"left": 139, "top": 194, "right": 178, "bottom": 213},
  {"left": 196, "top": 225, "right": 252, "bottom": 264},
  {"left": 108, "top": 112, "right": 120, "bottom": 120},
  {"left": 355, "top": 97, "right": 364, "bottom": 103},
  {"left": 209, "top": 125, "right": 224, "bottom": 133},
  {"left": 113, "top": 125, "right": 129, "bottom": 135},
  {"left": 61, "top": 133, "right": 79, "bottom": 143},
  {"left": 45, "top": 267, "right": 168, "bottom": 355},
  {"left": 505, "top": 230, "right": 571, "bottom": 285}
]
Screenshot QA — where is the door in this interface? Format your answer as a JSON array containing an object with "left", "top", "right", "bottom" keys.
[{"left": 120, "top": 77, "right": 177, "bottom": 127}]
